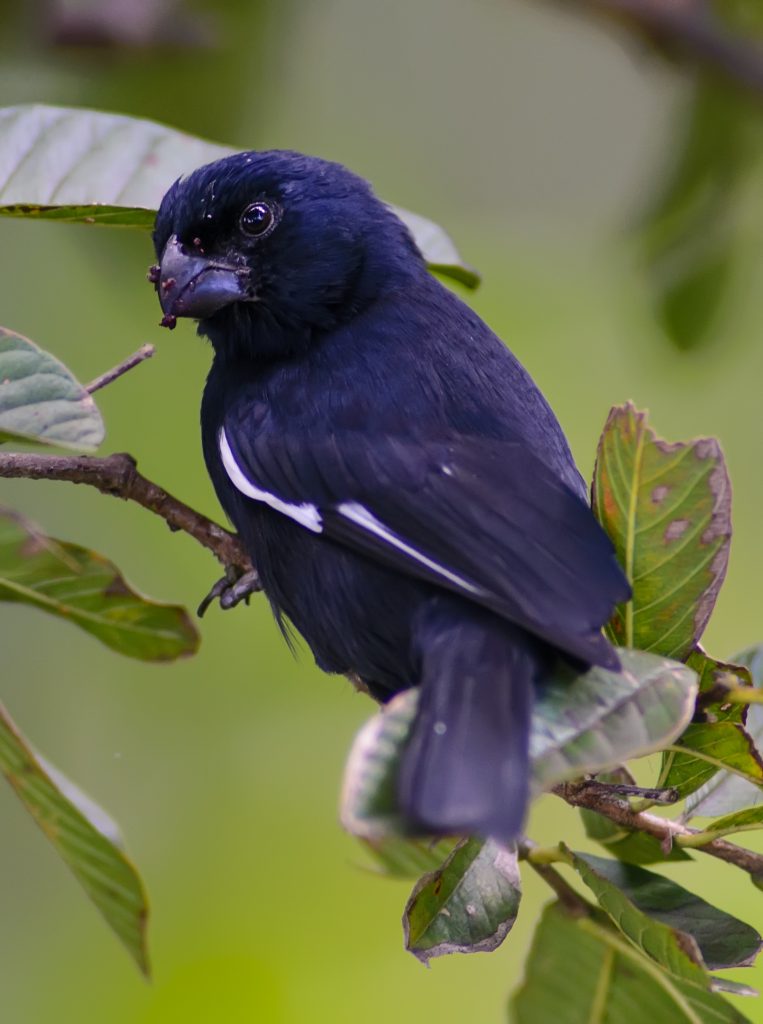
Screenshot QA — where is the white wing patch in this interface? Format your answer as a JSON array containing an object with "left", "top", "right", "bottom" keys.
[
  {"left": 219, "top": 428, "right": 323, "bottom": 533},
  {"left": 337, "top": 502, "right": 481, "bottom": 595}
]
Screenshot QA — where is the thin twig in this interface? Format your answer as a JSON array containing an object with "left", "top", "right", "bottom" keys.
[
  {"left": 555, "top": 0, "right": 763, "bottom": 99},
  {"left": 85, "top": 344, "right": 156, "bottom": 394},
  {"left": 557, "top": 780, "right": 763, "bottom": 877},
  {"left": 0, "top": 450, "right": 252, "bottom": 574}
]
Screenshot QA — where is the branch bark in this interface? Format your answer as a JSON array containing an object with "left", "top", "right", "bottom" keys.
[
  {"left": 556, "top": 0, "right": 763, "bottom": 99},
  {"left": 0, "top": 450, "right": 252, "bottom": 574},
  {"left": 557, "top": 780, "right": 763, "bottom": 877}
]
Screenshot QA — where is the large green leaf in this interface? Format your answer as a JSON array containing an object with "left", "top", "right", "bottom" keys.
[
  {"left": 511, "top": 903, "right": 752, "bottom": 1024},
  {"left": 659, "top": 649, "right": 755, "bottom": 800},
  {"left": 561, "top": 847, "right": 757, "bottom": 1007},
  {"left": 529, "top": 649, "right": 697, "bottom": 794},
  {"left": 0, "top": 702, "right": 148, "bottom": 974},
  {"left": 686, "top": 645, "right": 763, "bottom": 818},
  {"left": 592, "top": 404, "right": 731, "bottom": 659},
  {"left": 340, "top": 649, "right": 696, "bottom": 838},
  {"left": 403, "top": 838, "right": 520, "bottom": 962},
  {"left": 0, "top": 507, "right": 198, "bottom": 661},
  {"left": 662, "top": 722, "right": 763, "bottom": 800},
  {"left": 570, "top": 853, "right": 762, "bottom": 971},
  {"left": 0, "top": 327, "right": 104, "bottom": 450},
  {"left": 0, "top": 104, "right": 479, "bottom": 288}
]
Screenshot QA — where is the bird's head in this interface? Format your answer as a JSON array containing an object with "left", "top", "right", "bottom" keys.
[{"left": 151, "top": 150, "right": 424, "bottom": 357}]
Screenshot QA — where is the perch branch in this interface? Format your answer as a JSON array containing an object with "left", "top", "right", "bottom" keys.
[
  {"left": 554, "top": 0, "right": 763, "bottom": 99},
  {"left": 557, "top": 780, "right": 763, "bottom": 877},
  {"left": 0, "top": 450, "right": 252, "bottom": 575}
]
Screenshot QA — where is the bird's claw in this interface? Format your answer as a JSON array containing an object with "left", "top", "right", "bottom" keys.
[{"left": 197, "top": 568, "right": 262, "bottom": 618}]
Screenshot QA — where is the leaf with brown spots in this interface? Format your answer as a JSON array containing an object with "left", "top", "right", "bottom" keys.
[
  {"left": 592, "top": 403, "right": 731, "bottom": 660},
  {"left": 0, "top": 702, "right": 149, "bottom": 974}
]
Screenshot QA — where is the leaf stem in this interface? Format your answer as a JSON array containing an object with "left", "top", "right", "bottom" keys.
[
  {"left": 518, "top": 840, "right": 589, "bottom": 915},
  {"left": 589, "top": 944, "right": 616, "bottom": 1024},
  {"left": 677, "top": 822, "right": 763, "bottom": 848},
  {"left": 719, "top": 687, "right": 763, "bottom": 705}
]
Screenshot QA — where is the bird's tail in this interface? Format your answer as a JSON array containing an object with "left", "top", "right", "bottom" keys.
[{"left": 398, "top": 599, "right": 544, "bottom": 840}]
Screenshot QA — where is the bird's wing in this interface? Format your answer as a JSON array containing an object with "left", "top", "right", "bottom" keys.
[{"left": 219, "top": 412, "right": 629, "bottom": 666}]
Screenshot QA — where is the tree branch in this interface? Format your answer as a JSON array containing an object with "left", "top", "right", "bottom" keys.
[
  {"left": 0, "top": 450, "right": 253, "bottom": 575},
  {"left": 557, "top": 780, "right": 763, "bottom": 877},
  {"left": 555, "top": 0, "right": 763, "bottom": 99}
]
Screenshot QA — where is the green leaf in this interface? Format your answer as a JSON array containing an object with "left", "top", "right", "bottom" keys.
[
  {"left": 359, "top": 836, "right": 458, "bottom": 878},
  {"left": 564, "top": 847, "right": 706, "bottom": 982},
  {"left": 0, "top": 327, "right": 104, "bottom": 450},
  {"left": 511, "top": 903, "right": 752, "bottom": 1024},
  {"left": 580, "top": 769, "right": 692, "bottom": 864},
  {"left": 0, "top": 702, "right": 149, "bottom": 974},
  {"left": 341, "top": 649, "right": 696, "bottom": 838},
  {"left": 663, "top": 722, "right": 763, "bottom": 801},
  {"left": 0, "top": 507, "right": 199, "bottom": 661},
  {"left": 340, "top": 687, "right": 418, "bottom": 838},
  {"left": 391, "top": 206, "right": 479, "bottom": 287},
  {"left": 686, "top": 645, "right": 763, "bottom": 818},
  {"left": 529, "top": 649, "right": 697, "bottom": 794},
  {"left": 569, "top": 852, "right": 762, "bottom": 971},
  {"left": 0, "top": 104, "right": 478, "bottom": 288},
  {"left": 688, "top": 648, "right": 751, "bottom": 725},
  {"left": 592, "top": 404, "right": 731, "bottom": 659},
  {"left": 659, "top": 649, "right": 754, "bottom": 800},
  {"left": 403, "top": 838, "right": 520, "bottom": 962},
  {"left": 38, "top": 754, "right": 125, "bottom": 849}
]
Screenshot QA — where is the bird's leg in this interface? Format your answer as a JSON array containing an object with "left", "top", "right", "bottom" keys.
[{"left": 197, "top": 565, "right": 262, "bottom": 617}]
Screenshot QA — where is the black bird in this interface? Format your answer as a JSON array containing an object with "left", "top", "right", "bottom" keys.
[{"left": 152, "top": 151, "right": 630, "bottom": 839}]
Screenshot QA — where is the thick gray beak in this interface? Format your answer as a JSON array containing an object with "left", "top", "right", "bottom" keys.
[{"left": 158, "top": 235, "right": 253, "bottom": 320}]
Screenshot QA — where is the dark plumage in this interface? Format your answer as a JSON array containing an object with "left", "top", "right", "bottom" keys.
[{"left": 152, "top": 150, "right": 630, "bottom": 839}]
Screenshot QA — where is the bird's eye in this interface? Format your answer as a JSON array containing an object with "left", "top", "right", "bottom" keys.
[{"left": 240, "top": 201, "right": 276, "bottom": 238}]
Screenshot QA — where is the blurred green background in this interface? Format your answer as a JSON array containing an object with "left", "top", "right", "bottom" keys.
[{"left": 2, "top": 1, "right": 763, "bottom": 1021}]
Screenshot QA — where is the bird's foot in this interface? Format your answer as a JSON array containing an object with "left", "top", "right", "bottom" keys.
[{"left": 197, "top": 567, "right": 262, "bottom": 618}]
